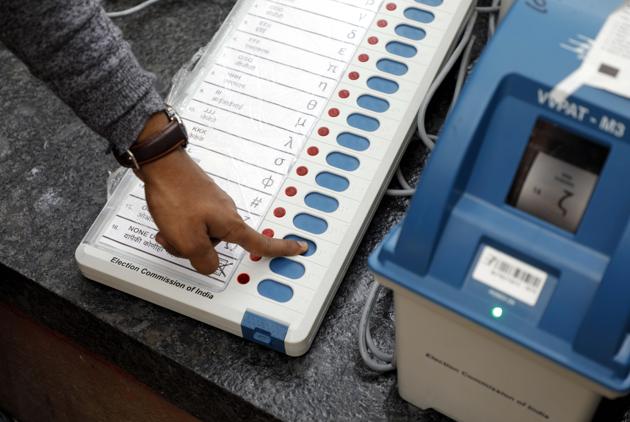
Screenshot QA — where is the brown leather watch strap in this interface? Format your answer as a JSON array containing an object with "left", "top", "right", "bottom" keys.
[{"left": 115, "top": 117, "right": 188, "bottom": 169}]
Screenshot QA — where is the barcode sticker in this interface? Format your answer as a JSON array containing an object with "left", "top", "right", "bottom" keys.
[{"left": 472, "top": 246, "right": 548, "bottom": 306}]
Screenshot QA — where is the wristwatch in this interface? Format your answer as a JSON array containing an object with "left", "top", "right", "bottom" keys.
[{"left": 114, "top": 106, "right": 188, "bottom": 170}]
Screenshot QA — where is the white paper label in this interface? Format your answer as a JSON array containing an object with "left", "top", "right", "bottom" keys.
[
  {"left": 552, "top": 1, "right": 630, "bottom": 103},
  {"left": 97, "top": 0, "right": 381, "bottom": 284},
  {"left": 472, "top": 246, "right": 548, "bottom": 306},
  {"left": 515, "top": 152, "right": 598, "bottom": 232}
]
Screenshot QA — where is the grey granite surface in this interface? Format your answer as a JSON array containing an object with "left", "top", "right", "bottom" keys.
[{"left": 0, "top": 1, "right": 629, "bottom": 421}]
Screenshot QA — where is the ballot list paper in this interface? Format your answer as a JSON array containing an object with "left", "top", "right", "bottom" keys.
[{"left": 98, "top": 0, "right": 381, "bottom": 286}]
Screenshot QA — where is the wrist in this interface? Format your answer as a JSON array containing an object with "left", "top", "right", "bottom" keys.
[
  {"left": 115, "top": 106, "right": 188, "bottom": 170},
  {"left": 137, "top": 111, "right": 170, "bottom": 144},
  {"left": 139, "top": 146, "right": 190, "bottom": 181}
]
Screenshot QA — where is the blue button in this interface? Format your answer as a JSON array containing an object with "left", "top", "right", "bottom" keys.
[
  {"left": 305, "top": 192, "right": 339, "bottom": 213},
  {"left": 337, "top": 132, "right": 370, "bottom": 151},
  {"left": 386, "top": 41, "right": 417, "bottom": 58},
  {"left": 283, "top": 235, "right": 317, "bottom": 256},
  {"left": 367, "top": 76, "right": 399, "bottom": 94},
  {"left": 315, "top": 172, "right": 349, "bottom": 192},
  {"left": 376, "top": 58, "right": 408, "bottom": 76},
  {"left": 257, "top": 279, "right": 294, "bottom": 303},
  {"left": 357, "top": 95, "right": 390, "bottom": 113},
  {"left": 269, "top": 257, "right": 305, "bottom": 279},
  {"left": 415, "top": 0, "right": 442, "bottom": 5},
  {"left": 404, "top": 7, "right": 435, "bottom": 23},
  {"left": 326, "top": 152, "right": 360, "bottom": 171},
  {"left": 347, "top": 113, "right": 380, "bottom": 132},
  {"left": 395, "top": 24, "right": 426, "bottom": 41},
  {"left": 293, "top": 213, "right": 328, "bottom": 234}
]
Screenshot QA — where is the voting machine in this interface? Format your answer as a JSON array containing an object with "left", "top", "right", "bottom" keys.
[
  {"left": 76, "top": 0, "right": 474, "bottom": 355},
  {"left": 370, "top": 0, "right": 630, "bottom": 420}
]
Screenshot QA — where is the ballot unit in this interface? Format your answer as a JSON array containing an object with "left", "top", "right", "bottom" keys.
[{"left": 76, "top": 0, "right": 474, "bottom": 355}]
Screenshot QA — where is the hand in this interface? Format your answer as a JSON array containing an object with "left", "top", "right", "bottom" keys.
[{"left": 134, "top": 115, "right": 307, "bottom": 275}]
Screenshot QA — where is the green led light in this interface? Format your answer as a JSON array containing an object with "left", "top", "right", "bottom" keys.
[{"left": 491, "top": 306, "right": 503, "bottom": 319}]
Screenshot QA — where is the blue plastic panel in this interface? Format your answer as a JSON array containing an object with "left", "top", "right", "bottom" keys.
[
  {"left": 415, "top": 0, "right": 443, "bottom": 5},
  {"left": 367, "top": 76, "right": 399, "bottom": 94},
  {"left": 376, "top": 58, "right": 408, "bottom": 76},
  {"left": 293, "top": 213, "right": 328, "bottom": 234},
  {"left": 337, "top": 132, "right": 370, "bottom": 151},
  {"left": 283, "top": 234, "right": 317, "bottom": 256},
  {"left": 404, "top": 7, "right": 435, "bottom": 23},
  {"left": 357, "top": 95, "right": 390, "bottom": 113},
  {"left": 614, "top": 334, "right": 630, "bottom": 366},
  {"left": 269, "top": 258, "right": 305, "bottom": 279},
  {"left": 326, "top": 152, "right": 360, "bottom": 171},
  {"left": 257, "top": 279, "right": 294, "bottom": 302},
  {"left": 305, "top": 192, "right": 339, "bottom": 213},
  {"left": 369, "top": 0, "right": 630, "bottom": 394},
  {"left": 347, "top": 113, "right": 380, "bottom": 132},
  {"left": 386, "top": 41, "right": 417, "bottom": 58},
  {"left": 395, "top": 24, "right": 426, "bottom": 40},
  {"left": 241, "top": 311, "right": 288, "bottom": 353},
  {"left": 315, "top": 171, "right": 349, "bottom": 192}
]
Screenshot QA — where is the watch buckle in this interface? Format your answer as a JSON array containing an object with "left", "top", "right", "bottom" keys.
[{"left": 125, "top": 149, "right": 141, "bottom": 170}]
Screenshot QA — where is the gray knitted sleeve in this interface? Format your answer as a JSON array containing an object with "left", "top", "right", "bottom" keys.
[{"left": 0, "top": 0, "right": 165, "bottom": 154}]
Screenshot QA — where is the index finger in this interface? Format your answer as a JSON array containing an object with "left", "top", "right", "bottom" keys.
[{"left": 227, "top": 224, "right": 307, "bottom": 257}]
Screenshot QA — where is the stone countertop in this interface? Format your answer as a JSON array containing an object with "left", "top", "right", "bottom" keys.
[{"left": 0, "top": 1, "right": 628, "bottom": 421}]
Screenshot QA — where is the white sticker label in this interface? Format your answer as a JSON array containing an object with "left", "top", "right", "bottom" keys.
[
  {"left": 552, "top": 1, "right": 630, "bottom": 103},
  {"left": 97, "top": 0, "right": 380, "bottom": 283},
  {"left": 516, "top": 152, "right": 598, "bottom": 232},
  {"left": 472, "top": 246, "right": 548, "bottom": 306}
]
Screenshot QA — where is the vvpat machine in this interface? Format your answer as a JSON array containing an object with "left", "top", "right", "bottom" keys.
[{"left": 369, "top": 1, "right": 630, "bottom": 421}]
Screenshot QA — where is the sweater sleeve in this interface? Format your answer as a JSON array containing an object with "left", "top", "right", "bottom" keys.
[{"left": 0, "top": 0, "right": 165, "bottom": 154}]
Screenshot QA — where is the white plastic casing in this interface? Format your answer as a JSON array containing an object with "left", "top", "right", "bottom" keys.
[
  {"left": 76, "top": 0, "right": 474, "bottom": 356},
  {"left": 375, "top": 273, "right": 621, "bottom": 422}
]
